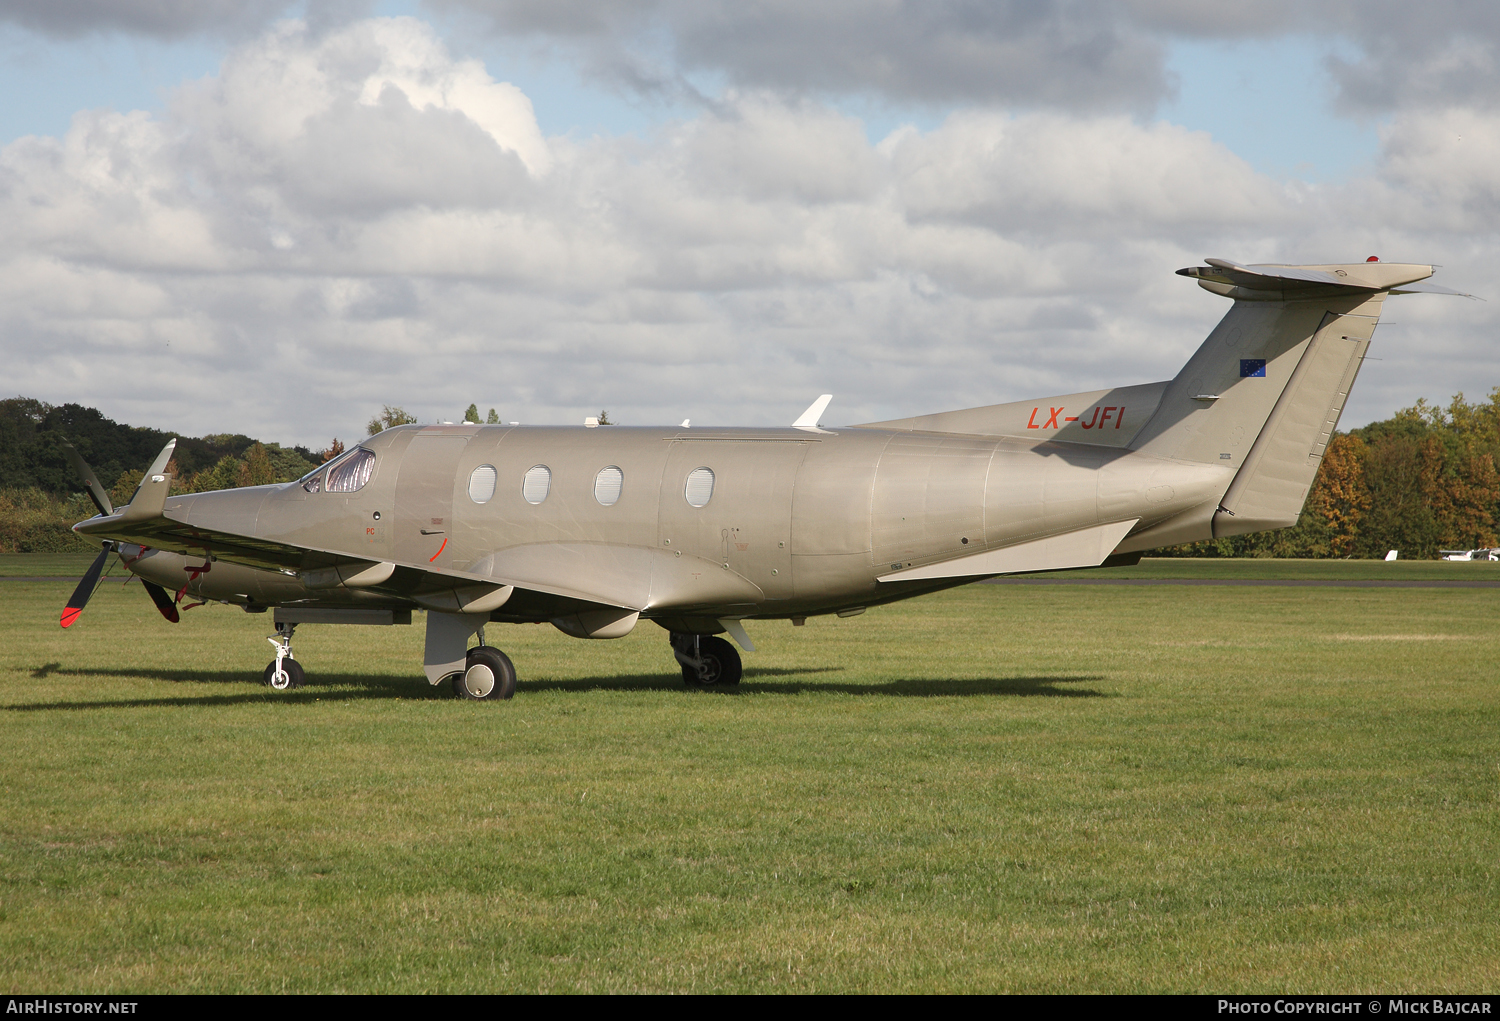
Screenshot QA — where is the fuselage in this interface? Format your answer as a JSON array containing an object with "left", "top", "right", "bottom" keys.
[{"left": 116, "top": 423, "right": 1230, "bottom": 629}]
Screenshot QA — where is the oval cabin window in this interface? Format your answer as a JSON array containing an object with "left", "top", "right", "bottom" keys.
[
  {"left": 468, "top": 464, "right": 497, "bottom": 504},
  {"left": 325, "top": 448, "right": 376, "bottom": 493},
  {"left": 594, "top": 465, "right": 624, "bottom": 506},
  {"left": 522, "top": 465, "right": 551, "bottom": 505},
  {"left": 684, "top": 466, "right": 715, "bottom": 508}
]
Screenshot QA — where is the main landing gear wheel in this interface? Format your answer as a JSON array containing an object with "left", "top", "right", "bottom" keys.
[
  {"left": 674, "top": 634, "right": 742, "bottom": 688},
  {"left": 263, "top": 658, "right": 305, "bottom": 690},
  {"left": 453, "top": 645, "right": 517, "bottom": 701}
]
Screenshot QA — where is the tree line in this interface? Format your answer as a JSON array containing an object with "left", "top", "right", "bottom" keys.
[{"left": 1161, "top": 391, "right": 1500, "bottom": 559}]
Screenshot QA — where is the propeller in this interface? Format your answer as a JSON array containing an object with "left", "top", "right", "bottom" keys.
[
  {"left": 62, "top": 442, "right": 113, "bottom": 517},
  {"left": 141, "top": 578, "right": 181, "bottom": 623},
  {"left": 59, "top": 439, "right": 182, "bottom": 629},
  {"left": 60, "top": 545, "right": 111, "bottom": 628}
]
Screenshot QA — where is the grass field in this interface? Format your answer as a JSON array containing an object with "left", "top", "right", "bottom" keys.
[{"left": 1, "top": 563, "right": 1497, "bottom": 992}]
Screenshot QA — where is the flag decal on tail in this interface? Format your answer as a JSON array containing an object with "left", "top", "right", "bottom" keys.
[{"left": 1239, "top": 359, "right": 1266, "bottom": 377}]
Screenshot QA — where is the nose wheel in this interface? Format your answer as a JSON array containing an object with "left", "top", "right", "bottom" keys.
[
  {"left": 671, "top": 633, "right": 742, "bottom": 687},
  {"left": 453, "top": 645, "right": 517, "bottom": 700},
  {"left": 263, "top": 623, "right": 304, "bottom": 689}
]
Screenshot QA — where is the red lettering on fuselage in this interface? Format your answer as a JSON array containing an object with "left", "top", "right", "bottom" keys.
[{"left": 1031, "top": 405, "right": 1127, "bottom": 432}]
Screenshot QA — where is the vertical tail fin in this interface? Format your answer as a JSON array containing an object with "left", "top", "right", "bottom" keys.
[{"left": 1130, "top": 260, "right": 1445, "bottom": 537}]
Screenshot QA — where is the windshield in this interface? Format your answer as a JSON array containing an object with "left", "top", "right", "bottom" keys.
[{"left": 326, "top": 448, "right": 376, "bottom": 493}]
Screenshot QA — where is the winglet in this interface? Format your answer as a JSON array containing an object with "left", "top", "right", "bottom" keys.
[
  {"left": 117, "top": 437, "right": 177, "bottom": 509},
  {"left": 792, "top": 394, "right": 832, "bottom": 429}
]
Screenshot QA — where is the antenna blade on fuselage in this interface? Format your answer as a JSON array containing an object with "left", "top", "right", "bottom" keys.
[{"left": 792, "top": 394, "right": 832, "bottom": 428}]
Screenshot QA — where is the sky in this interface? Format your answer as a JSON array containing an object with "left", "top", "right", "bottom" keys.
[{"left": 0, "top": 1, "right": 1495, "bottom": 448}]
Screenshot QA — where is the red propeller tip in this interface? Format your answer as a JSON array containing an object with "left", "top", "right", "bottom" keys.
[{"left": 60, "top": 607, "right": 82, "bottom": 628}]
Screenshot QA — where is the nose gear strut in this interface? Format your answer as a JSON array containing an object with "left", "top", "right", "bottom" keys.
[{"left": 263, "top": 622, "right": 304, "bottom": 689}]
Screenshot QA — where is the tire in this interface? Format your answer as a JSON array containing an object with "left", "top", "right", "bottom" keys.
[
  {"left": 453, "top": 646, "right": 517, "bottom": 701},
  {"left": 263, "top": 658, "right": 305, "bottom": 690},
  {"left": 690, "top": 635, "right": 742, "bottom": 687}
]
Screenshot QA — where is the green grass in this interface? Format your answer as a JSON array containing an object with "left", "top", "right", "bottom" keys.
[
  {"left": 1, "top": 575, "right": 1497, "bottom": 992},
  {"left": 1034, "top": 556, "right": 1500, "bottom": 581},
  {"left": 0, "top": 552, "right": 104, "bottom": 577}
]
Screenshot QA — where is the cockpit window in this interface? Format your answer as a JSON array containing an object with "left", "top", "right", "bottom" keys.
[
  {"left": 326, "top": 448, "right": 376, "bottom": 493},
  {"left": 301, "top": 465, "right": 323, "bottom": 493}
]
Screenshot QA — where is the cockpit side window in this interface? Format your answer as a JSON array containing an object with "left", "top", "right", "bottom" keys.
[
  {"left": 326, "top": 448, "right": 376, "bottom": 493},
  {"left": 301, "top": 466, "right": 323, "bottom": 493}
]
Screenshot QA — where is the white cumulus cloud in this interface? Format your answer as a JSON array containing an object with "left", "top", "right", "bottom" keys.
[{"left": 0, "top": 14, "right": 1494, "bottom": 448}]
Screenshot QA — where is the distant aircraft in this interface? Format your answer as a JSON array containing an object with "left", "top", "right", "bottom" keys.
[
  {"left": 61, "top": 259, "right": 1471, "bottom": 699},
  {"left": 1441, "top": 549, "right": 1500, "bottom": 561}
]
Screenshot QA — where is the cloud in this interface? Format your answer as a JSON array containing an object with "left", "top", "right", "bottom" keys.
[
  {"left": 0, "top": 14, "right": 1494, "bottom": 449},
  {"left": 433, "top": 0, "right": 1173, "bottom": 112},
  {"left": 0, "top": 0, "right": 291, "bottom": 38},
  {"left": 16, "top": 2, "right": 1500, "bottom": 118}
]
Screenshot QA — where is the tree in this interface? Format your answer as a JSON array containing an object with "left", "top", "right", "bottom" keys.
[
  {"left": 486, "top": 408, "right": 500, "bottom": 424},
  {"left": 597, "top": 409, "right": 613, "bottom": 425},
  {"left": 109, "top": 469, "right": 143, "bottom": 508},
  {"left": 367, "top": 406, "right": 418, "bottom": 435},
  {"left": 1306, "top": 434, "right": 1370, "bottom": 557},
  {"left": 320, "top": 438, "right": 345, "bottom": 463},
  {"left": 463, "top": 404, "right": 481, "bottom": 424},
  {"left": 237, "top": 442, "right": 277, "bottom": 487}
]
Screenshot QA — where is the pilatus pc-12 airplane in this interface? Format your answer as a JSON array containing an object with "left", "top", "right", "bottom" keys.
[{"left": 61, "top": 259, "right": 1467, "bottom": 700}]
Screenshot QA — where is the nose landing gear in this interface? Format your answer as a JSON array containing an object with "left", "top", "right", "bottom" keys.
[
  {"left": 263, "top": 622, "right": 304, "bottom": 689},
  {"left": 671, "top": 633, "right": 742, "bottom": 687}
]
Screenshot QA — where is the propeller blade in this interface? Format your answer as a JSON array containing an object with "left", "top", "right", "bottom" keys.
[
  {"left": 61, "top": 442, "right": 113, "bottom": 517},
  {"left": 141, "top": 580, "right": 181, "bottom": 623},
  {"left": 61, "top": 548, "right": 111, "bottom": 628}
]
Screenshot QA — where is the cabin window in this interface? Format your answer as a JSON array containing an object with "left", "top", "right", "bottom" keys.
[
  {"left": 522, "top": 464, "right": 551, "bottom": 505},
  {"left": 594, "top": 465, "right": 624, "bottom": 506},
  {"left": 468, "top": 464, "right": 497, "bottom": 504},
  {"left": 326, "top": 448, "right": 376, "bottom": 493},
  {"left": 684, "top": 466, "right": 715, "bottom": 507}
]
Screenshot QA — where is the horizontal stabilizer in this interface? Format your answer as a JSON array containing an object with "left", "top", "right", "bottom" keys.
[
  {"left": 1178, "top": 259, "right": 1437, "bottom": 301},
  {"left": 1388, "top": 280, "right": 1479, "bottom": 298},
  {"left": 877, "top": 519, "right": 1138, "bottom": 582}
]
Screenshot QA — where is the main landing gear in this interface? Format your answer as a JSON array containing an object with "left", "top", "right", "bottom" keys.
[
  {"left": 453, "top": 645, "right": 518, "bottom": 701},
  {"left": 671, "top": 633, "right": 742, "bottom": 688},
  {"left": 263, "top": 622, "right": 304, "bottom": 690}
]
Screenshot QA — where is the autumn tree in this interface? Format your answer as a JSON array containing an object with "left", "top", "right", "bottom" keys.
[
  {"left": 1305, "top": 434, "right": 1370, "bottom": 556},
  {"left": 237, "top": 442, "right": 277, "bottom": 488},
  {"left": 367, "top": 406, "right": 418, "bottom": 435}
]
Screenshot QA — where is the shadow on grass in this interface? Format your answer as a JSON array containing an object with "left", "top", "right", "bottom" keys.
[{"left": 7, "top": 664, "right": 1107, "bottom": 709}]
